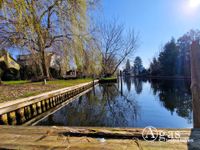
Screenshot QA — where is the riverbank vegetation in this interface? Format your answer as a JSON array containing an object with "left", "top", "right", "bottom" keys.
[
  {"left": 122, "top": 29, "right": 199, "bottom": 79},
  {"left": 123, "top": 56, "right": 147, "bottom": 77},
  {"left": 0, "top": 0, "right": 138, "bottom": 82},
  {"left": 149, "top": 30, "right": 199, "bottom": 78}
]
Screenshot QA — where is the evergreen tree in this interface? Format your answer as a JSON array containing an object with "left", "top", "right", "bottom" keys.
[
  {"left": 149, "top": 30, "right": 200, "bottom": 77},
  {"left": 124, "top": 59, "right": 131, "bottom": 75},
  {"left": 158, "top": 38, "right": 178, "bottom": 76},
  {"left": 133, "top": 56, "right": 143, "bottom": 76},
  {"left": 125, "top": 59, "right": 131, "bottom": 71},
  {"left": 149, "top": 57, "right": 160, "bottom": 76}
]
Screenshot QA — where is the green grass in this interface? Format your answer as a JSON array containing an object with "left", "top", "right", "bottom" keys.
[
  {"left": 99, "top": 77, "right": 117, "bottom": 83},
  {"left": 3, "top": 78, "right": 92, "bottom": 86},
  {"left": 0, "top": 78, "right": 93, "bottom": 102},
  {"left": 101, "top": 77, "right": 117, "bottom": 80},
  {"left": 2, "top": 80, "right": 30, "bottom": 85},
  {"left": 39, "top": 78, "right": 93, "bottom": 87}
]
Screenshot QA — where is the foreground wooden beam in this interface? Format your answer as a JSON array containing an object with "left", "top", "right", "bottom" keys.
[
  {"left": 0, "top": 126, "right": 198, "bottom": 150},
  {"left": 191, "top": 41, "right": 200, "bottom": 128}
]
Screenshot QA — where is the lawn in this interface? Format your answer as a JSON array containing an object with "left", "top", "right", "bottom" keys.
[
  {"left": 99, "top": 77, "right": 117, "bottom": 83},
  {"left": 0, "top": 78, "right": 92, "bottom": 103},
  {"left": 100, "top": 77, "right": 117, "bottom": 80}
]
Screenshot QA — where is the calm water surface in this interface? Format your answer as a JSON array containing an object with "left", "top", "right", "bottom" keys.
[{"left": 37, "top": 77, "right": 193, "bottom": 128}]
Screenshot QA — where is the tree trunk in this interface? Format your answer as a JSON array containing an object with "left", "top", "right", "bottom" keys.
[
  {"left": 41, "top": 50, "right": 50, "bottom": 79},
  {"left": 190, "top": 41, "right": 200, "bottom": 128},
  {"left": 0, "top": 69, "right": 2, "bottom": 85}
]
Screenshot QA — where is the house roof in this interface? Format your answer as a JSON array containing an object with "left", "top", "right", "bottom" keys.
[{"left": 0, "top": 50, "right": 20, "bottom": 70}]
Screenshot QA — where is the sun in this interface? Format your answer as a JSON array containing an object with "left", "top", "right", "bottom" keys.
[{"left": 189, "top": 0, "right": 200, "bottom": 8}]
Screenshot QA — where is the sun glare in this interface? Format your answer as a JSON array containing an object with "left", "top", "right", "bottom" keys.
[{"left": 189, "top": 0, "right": 200, "bottom": 8}]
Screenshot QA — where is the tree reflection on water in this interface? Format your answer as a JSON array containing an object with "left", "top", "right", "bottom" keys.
[
  {"left": 37, "top": 77, "right": 192, "bottom": 127},
  {"left": 149, "top": 79, "right": 192, "bottom": 123},
  {"left": 38, "top": 82, "right": 140, "bottom": 127}
]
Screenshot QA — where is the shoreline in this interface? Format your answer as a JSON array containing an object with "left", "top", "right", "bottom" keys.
[{"left": 121, "top": 75, "right": 191, "bottom": 80}]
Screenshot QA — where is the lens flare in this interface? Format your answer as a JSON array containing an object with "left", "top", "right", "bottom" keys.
[{"left": 189, "top": 0, "right": 200, "bottom": 8}]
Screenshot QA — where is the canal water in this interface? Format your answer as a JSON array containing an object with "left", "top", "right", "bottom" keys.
[{"left": 36, "top": 77, "right": 193, "bottom": 128}]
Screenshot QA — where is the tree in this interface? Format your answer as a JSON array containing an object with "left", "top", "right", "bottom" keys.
[
  {"left": 0, "top": 67, "right": 3, "bottom": 84},
  {"left": 133, "top": 56, "right": 143, "bottom": 76},
  {"left": 124, "top": 59, "right": 131, "bottom": 75},
  {"left": 149, "top": 57, "right": 160, "bottom": 76},
  {"left": 149, "top": 30, "right": 200, "bottom": 78},
  {"left": 125, "top": 59, "right": 131, "bottom": 71},
  {"left": 177, "top": 29, "right": 200, "bottom": 77},
  {"left": 97, "top": 20, "right": 139, "bottom": 77},
  {"left": 158, "top": 38, "right": 178, "bottom": 76},
  {"left": 0, "top": 0, "right": 98, "bottom": 79}
]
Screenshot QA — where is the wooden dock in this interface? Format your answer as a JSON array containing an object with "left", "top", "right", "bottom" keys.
[{"left": 0, "top": 126, "right": 199, "bottom": 150}]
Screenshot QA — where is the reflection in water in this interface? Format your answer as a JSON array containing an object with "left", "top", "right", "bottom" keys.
[
  {"left": 123, "top": 77, "right": 132, "bottom": 92},
  {"left": 37, "top": 77, "right": 193, "bottom": 128},
  {"left": 37, "top": 83, "right": 139, "bottom": 127},
  {"left": 123, "top": 77, "right": 148, "bottom": 94},
  {"left": 149, "top": 79, "right": 192, "bottom": 123}
]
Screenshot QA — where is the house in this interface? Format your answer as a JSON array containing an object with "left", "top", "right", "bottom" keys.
[
  {"left": 17, "top": 52, "right": 76, "bottom": 78},
  {"left": 17, "top": 52, "right": 58, "bottom": 69},
  {"left": 17, "top": 52, "right": 85, "bottom": 79},
  {"left": 0, "top": 50, "right": 20, "bottom": 71},
  {"left": 64, "top": 70, "right": 85, "bottom": 79},
  {"left": 65, "top": 70, "right": 77, "bottom": 78}
]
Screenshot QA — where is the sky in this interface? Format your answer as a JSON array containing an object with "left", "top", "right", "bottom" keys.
[{"left": 101, "top": 0, "right": 200, "bottom": 68}]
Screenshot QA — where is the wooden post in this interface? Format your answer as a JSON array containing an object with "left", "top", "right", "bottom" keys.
[
  {"left": 0, "top": 68, "right": 3, "bottom": 85},
  {"left": 191, "top": 41, "right": 200, "bottom": 128},
  {"left": 43, "top": 79, "right": 47, "bottom": 85},
  {"left": 92, "top": 74, "right": 95, "bottom": 87},
  {"left": 120, "top": 71, "right": 123, "bottom": 96},
  {"left": 117, "top": 70, "right": 120, "bottom": 89}
]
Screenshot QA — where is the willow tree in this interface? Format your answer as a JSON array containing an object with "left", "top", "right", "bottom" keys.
[{"left": 0, "top": 0, "right": 99, "bottom": 79}]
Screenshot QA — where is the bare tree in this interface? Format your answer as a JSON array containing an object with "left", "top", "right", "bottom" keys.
[{"left": 97, "top": 20, "right": 139, "bottom": 77}]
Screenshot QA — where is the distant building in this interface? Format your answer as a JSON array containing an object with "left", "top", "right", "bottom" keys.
[
  {"left": 0, "top": 50, "right": 20, "bottom": 71},
  {"left": 17, "top": 52, "right": 59, "bottom": 70},
  {"left": 17, "top": 52, "right": 82, "bottom": 78},
  {"left": 65, "top": 70, "right": 77, "bottom": 78}
]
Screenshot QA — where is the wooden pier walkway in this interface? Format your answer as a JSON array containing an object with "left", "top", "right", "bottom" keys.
[{"left": 0, "top": 126, "right": 199, "bottom": 150}]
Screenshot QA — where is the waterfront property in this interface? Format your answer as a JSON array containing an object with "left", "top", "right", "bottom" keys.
[
  {"left": 2, "top": 0, "right": 200, "bottom": 149},
  {"left": 0, "top": 77, "right": 198, "bottom": 149}
]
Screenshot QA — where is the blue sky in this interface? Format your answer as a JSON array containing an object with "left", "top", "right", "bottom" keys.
[{"left": 101, "top": 0, "right": 200, "bottom": 68}]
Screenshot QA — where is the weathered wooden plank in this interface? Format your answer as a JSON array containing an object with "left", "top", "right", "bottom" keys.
[
  {"left": 191, "top": 41, "right": 200, "bottom": 128},
  {"left": 0, "top": 126, "right": 198, "bottom": 150},
  {"left": 0, "top": 126, "right": 193, "bottom": 137}
]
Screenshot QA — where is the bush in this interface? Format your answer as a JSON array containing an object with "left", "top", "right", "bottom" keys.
[{"left": 2, "top": 69, "right": 20, "bottom": 81}]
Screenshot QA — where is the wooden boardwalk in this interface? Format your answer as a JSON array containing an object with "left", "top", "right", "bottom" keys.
[{"left": 0, "top": 126, "right": 199, "bottom": 150}]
